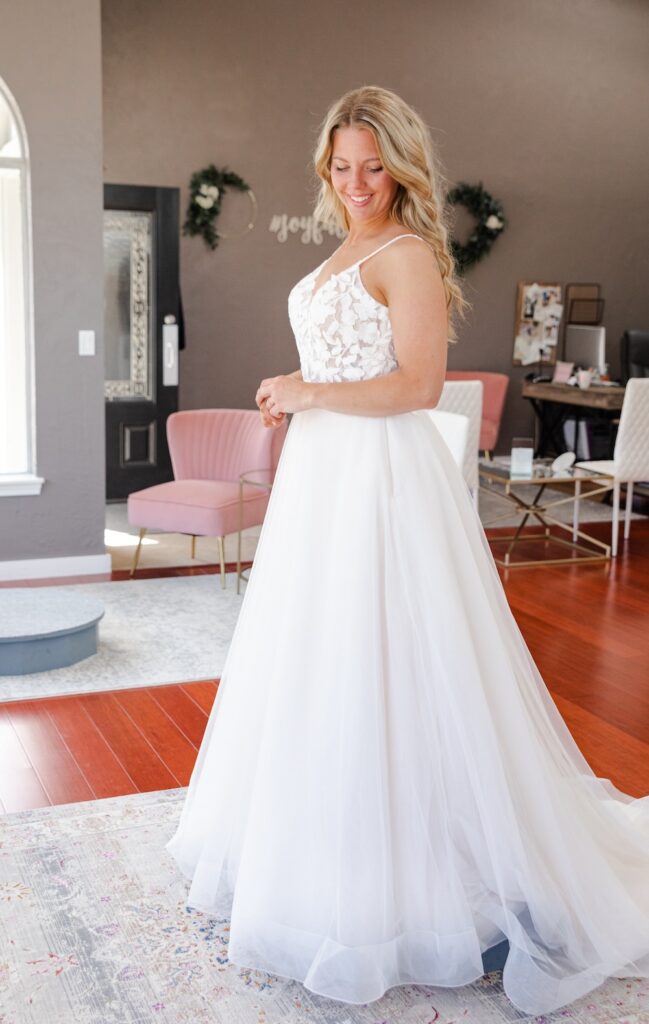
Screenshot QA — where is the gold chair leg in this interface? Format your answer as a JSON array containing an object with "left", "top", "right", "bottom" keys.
[
  {"left": 190, "top": 535, "right": 196, "bottom": 559},
  {"left": 217, "top": 535, "right": 226, "bottom": 588},
  {"left": 130, "top": 527, "right": 146, "bottom": 578}
]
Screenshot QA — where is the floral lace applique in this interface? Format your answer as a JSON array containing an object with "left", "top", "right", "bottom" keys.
[{"left": 287, "top": 264, "right": 405, "bottom": 384}]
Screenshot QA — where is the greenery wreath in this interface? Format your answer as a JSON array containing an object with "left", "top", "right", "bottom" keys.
[
  {"left": 183, "top": 164, "right": 256, "bottom": 250},
  {"left": 446, "top": 181, "right": 506, "bottom": 273}
]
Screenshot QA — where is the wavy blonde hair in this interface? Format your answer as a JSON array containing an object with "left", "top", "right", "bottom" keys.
[{"left": 313, "top": 85, "right": 469, "bottom": 342}]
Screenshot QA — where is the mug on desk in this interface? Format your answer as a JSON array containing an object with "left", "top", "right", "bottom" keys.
[{"left": 577, "top": 369, "right": 593, "bottom": 389}]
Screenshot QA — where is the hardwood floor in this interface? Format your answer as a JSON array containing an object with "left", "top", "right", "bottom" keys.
[
  {"left": 0, "top": 520, "right": 647, "bottom": 813},
  {"left": 500, "top": 520, "right": 649, "bottom": 795},
  {"left": 0, "top": 682, "right": 219, "bottom": 813}
]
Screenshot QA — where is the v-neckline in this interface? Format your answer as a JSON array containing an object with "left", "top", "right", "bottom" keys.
[
  {"left": 308, "top": 232, "right": 423, "bottom": 303},
  {"left": 310, "top": 261, "right": 361, "bottom": 302}
]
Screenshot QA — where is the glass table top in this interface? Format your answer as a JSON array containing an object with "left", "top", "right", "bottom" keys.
[{"left": 479, "top": 456, "right": 609, "bottom": 484}]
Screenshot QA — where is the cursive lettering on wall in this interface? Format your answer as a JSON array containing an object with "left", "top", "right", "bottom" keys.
[{"left": 269, "top": 214, "right": 345, "bottom": 244}]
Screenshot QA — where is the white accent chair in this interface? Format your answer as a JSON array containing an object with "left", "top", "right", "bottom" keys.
[
  {"left": 435, "top": 380, "right": 483, "bottom": 507},
  {"left": 428, "top": 410, "right": 470, "bottom": 476},
  {"left": 575, "top": 378, "right": 649, "bottom": 556}
]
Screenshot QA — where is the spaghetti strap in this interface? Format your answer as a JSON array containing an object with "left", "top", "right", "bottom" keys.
[
  {"left": 310, "top": 233, "right": 427, "bottom": 301},
  {"left": 356, "top": 233, "right": 426, "bottom": 266}
]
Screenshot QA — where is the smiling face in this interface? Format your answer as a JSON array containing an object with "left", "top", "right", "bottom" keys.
[{"left": 330, "top": 125, "right": 399, "bottom": 228}]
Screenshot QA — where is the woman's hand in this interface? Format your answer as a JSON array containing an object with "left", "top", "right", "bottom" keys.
[
  {"left": 256, "top": 375, "right": 313, "bottom": 418},
  {"left": 258, "top": 396, "right": 286, "bottom": 429}
]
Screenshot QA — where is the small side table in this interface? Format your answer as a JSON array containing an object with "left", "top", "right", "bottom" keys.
[
  {"left": 236, "top": 467, "right": 274, "bottom": 594},
  {"left": 479, "top": 457, "right": 612, "bottom": 567}
]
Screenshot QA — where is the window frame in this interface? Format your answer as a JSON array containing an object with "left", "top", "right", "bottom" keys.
[{"left": 0, "top": 77, "right": 41, "bottom": 496}]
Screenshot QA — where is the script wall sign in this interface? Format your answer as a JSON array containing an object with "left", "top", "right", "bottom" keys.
[{"left": 269, "top": 214, "right": 345, "bottom": 245}]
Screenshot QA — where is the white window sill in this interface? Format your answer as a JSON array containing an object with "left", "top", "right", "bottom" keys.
[{"left": 0, "top": 474, "right": 45, "bottom": 496}]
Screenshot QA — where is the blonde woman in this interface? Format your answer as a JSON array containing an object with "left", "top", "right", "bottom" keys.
[{"left": 167, "top": 86, "right": 649, "bottom": 1015}]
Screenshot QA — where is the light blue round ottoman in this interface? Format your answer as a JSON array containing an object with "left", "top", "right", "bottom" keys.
[{"left": 0, "top": 590, "right": 105, "bottom": 676}]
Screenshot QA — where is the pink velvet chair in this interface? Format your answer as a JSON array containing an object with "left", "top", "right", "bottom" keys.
[
  {"left": 127, "top": 409, "right": 288, "bottom": 587},
  {"left": 445, "top": 371, "right": 509, "bottom": 454}
]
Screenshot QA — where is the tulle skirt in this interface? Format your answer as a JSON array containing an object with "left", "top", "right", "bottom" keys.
[{"left": 166, "top": 406, "right": 649, "bottom": 1016}]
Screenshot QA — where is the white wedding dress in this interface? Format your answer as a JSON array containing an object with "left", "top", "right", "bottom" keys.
[{"left": 166, "top": 234, "right": 649, "bottom": 1016}]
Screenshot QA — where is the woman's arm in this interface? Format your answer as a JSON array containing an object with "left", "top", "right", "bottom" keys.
[{"left": 257, "top": 240, "right": 448, "bottom": 418}]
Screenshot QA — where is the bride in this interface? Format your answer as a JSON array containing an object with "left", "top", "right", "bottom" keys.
[{"left": 166, "top": 85, "right": 649, "bottom": 1016}]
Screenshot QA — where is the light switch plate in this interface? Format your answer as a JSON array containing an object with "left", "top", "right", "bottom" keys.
[{"left": 78, "top": 330, "right": 95, "bottom": 356}]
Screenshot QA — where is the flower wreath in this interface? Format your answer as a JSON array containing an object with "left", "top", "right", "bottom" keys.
[
  {"left": 183, "top": 164, "right": 256, "bottom": 250},
  {"left": 446, "top": 181, "right": 506, "bottom": 273}
]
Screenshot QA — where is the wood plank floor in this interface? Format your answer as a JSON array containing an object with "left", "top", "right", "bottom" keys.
[
  {"left": 0, "top": 520, "right": 647, "bottom": 813},
  {"left": 0, "top": 682, "right": 219, "bottom": 813}
]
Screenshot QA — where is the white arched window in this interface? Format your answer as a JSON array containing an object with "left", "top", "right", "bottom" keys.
[{"left": 0, "top": 79, "right": 40, "bottom": 495}]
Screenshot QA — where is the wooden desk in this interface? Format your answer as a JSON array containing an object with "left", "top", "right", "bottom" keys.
[{"left": 521, "top": 381, "right": 625, "bottom": 457}]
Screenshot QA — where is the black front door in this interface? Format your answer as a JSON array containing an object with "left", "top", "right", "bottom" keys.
[{"left": 104, "top": 184, "right": 181, "bottom": 501}]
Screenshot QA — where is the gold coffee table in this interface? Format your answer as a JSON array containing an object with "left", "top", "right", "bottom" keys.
[
  {"left": 236, "top": 467, "right": 274, "bottom": 594},
  {"left": 479, "top": 457, "right": 612, "bottom": 567}
]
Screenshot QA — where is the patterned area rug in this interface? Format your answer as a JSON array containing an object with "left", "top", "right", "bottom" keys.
[
  {"left": 0, "top": 789, "right": 647, "bottom": 1024},
  {"left": 0, "top": 575, "right": 244, "bottom": 703}
]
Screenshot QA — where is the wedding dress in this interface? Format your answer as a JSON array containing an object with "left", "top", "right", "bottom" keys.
[{"left": 166, "top": 233, "right": 649, "bottom": 1016}]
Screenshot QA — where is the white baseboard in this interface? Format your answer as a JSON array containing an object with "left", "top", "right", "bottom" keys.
[{"left": 0, "top": 553, "right": 112, "bottom": 582}]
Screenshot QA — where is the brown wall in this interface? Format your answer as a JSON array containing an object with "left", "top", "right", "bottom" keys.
[{"left": 102, "top": 0, "right": 649, "bottom": 452}]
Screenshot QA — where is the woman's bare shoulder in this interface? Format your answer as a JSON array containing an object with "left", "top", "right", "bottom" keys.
[
  {"left": 380, "top": 234, "right": 441, "bottom": 288},
  {"left": 362, "top": 232, "right": 442, "bottom": 306},
  {"left": 388, "top": 233, "right": 435, "bottom": 259}
]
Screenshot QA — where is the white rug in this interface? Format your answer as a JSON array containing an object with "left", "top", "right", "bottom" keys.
[
  {"left": 0, "top": 575, "right": 244, "bottom": 703},
  {"left": 1, "top": 788, "right": 647, "bottom": 1024}
]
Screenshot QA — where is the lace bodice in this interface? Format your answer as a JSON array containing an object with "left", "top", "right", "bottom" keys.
[{"left": 287, "top": 233, "right": 426, "bottom": 383}]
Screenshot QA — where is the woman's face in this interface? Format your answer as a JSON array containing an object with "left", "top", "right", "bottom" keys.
[{"left": 330, "top": 126, "right": 399, "bottom": 226}]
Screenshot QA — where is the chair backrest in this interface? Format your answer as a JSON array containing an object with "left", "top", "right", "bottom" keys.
[
  {"left": 427, "top": 410, "right": 469, "bottom": 472},
  {"left": 620, "top": 329, "right": 649, "bottom": 384},
  {"left": 445, "top": 371, "right": 508, "bottom": 451},
  {"left": 436, "top": 379, "right": 483, "bottom": 493},
  {"left": 166, "top": 409, "right": 288, "bottom": 482},
  {"left": 613, "top": 379, "right": 649, "bottom": 481}
]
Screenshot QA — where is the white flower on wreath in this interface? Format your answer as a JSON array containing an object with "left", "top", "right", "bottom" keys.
[
  {"left": 199, "top": 183, "right": 220, "bottom": 199},
  {"left": 195, "top": 195, "right": 214, "bottom": 209},
  {"left": 485, "top": 214, "right": 503, "bottom": 230}
]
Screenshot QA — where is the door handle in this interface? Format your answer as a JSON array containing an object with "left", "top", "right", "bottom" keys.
[{"left": 162, "top": 315, "right": 179, "bottom": 386}]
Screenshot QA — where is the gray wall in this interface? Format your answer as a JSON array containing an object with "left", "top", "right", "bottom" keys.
[
  {"left": 102, "top": 0, "right": 649, "bottom": 451},
  {"left": 0, "top": 0, "right": 105, "bottom": 561}
]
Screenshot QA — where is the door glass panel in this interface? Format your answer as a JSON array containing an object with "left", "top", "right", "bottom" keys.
[{"left": 104, "top": 210, "right": 154, "bottom": 400}]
